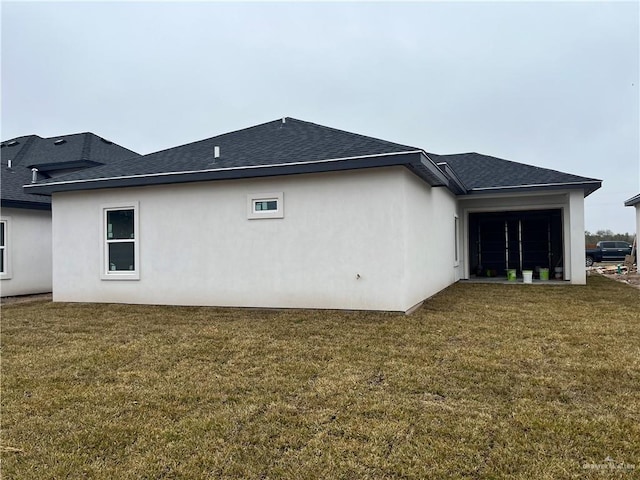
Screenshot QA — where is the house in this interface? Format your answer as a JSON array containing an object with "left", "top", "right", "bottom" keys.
[
  {"left": 624, "top": 193, "right": 640, "bottom": 251},
  {"left": 1, "top": 133, "right": 139, "bottom": 297},
  {"left": 24, "top": 118, "right": 601, "bottom": 312}
]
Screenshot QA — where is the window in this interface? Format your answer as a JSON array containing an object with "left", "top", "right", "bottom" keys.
[
  {"left": 0, "top": 220, "right": 8, "bottom": 277},
  {"left": 454, "top": 215, "right": 460, "bottom": 266},
  {"left": 247, "top": 192, "right": 284, "bottom": 219},
  {"left": 101, "top": 203, "right": 139, "bottom": 280},
  {"left": 254, "top": 200, "right": 278, "bottom": 211}
]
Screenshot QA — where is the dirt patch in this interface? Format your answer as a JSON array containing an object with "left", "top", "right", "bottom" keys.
[
  {"left": 589, "top": 263, "right": 640, "bottom": 289},
  {"left": 1, "top": 293, "right": 52, "bottom": 305},
  {"left": 599, "top": 272, "right": 640, "bottom": 289}
]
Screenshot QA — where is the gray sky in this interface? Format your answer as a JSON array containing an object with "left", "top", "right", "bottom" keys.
[{"left": 2, "top": 1, "right": 638, "bottom": 233}]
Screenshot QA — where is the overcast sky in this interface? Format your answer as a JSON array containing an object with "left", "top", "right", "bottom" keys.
[{"left": 2, "top": 1, "right": 638, "bottom": 232}]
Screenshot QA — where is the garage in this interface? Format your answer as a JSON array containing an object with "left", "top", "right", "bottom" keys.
[{"left": 468, "top": 209, "right": 563, "bottom": 279}]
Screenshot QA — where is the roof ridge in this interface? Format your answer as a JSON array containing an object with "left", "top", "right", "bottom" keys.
[
  {"left": 1, "top": 134, "right": 42, "bottom": 143},
  {"left": 8, "top": 135, "right": 38, "bottom": 166},
  {"left": 80, "top": 132, "right": 93, "bottom": 161},
  {"left": 130, "top": 118, "right": 285, "bottom": 158},
  {"left": 286, "top": 117, "right": 419, "bottom": 150},
  {"left": 46, "top": 132, "right": 89, "bottom": 140}
]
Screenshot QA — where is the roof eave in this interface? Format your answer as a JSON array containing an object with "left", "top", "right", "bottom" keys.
[
  {"left": 1, "top": 198, "right": 51, "bottom": 210},
  {"left": 411, "top": 153, "right": 450, "bottom": 187},
  {"left": 624, "top": 193, "right": 640, "bottom": 207},
  {"left": 25, "top": 151, "right": 451, "bottom": 196},
  {"left": 466, "top": 180, "right": 602, "bottom": 197},
  {"left": 433, "top": 160, "right": 468, "bottom": 194}
]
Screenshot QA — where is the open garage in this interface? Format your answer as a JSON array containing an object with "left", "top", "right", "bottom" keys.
[{"left": 467, "top": 209, "right": 564, "bottom": 280}]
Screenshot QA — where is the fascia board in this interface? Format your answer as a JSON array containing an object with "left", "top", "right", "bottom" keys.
[{"left": 25, "top": 151, "right": 450, "bottom": 195}]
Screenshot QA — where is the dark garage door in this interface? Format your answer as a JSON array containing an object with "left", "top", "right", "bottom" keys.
[{"left": 468, "top": 209, "right": 563, "bottom": 277}]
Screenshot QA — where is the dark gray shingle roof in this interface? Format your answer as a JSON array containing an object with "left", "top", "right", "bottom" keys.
[
  {"left": 25, "top": 117, "right": 450, "bottom": 195},
  {"left": 1, "top": 133, "right": 139, "bottom": 208},
  {"left": 432, "top": 152, "right": 601, "bottom": 195},
  {"left": 30, "top": 117, "right": 420, "bottom": 184},
  {"left": 19, "top": 118, "right": 601, "bottom": 198}
]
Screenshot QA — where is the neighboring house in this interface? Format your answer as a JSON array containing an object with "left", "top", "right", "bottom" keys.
[
  {"left": 1, "top": 133, "right": 139, "bottom": 296},
  {"left": 25, "top": 118, "right": 601, "bottom": 312},
  {"left": 624, "top": 193, "right": 640, "bottom": 250}
]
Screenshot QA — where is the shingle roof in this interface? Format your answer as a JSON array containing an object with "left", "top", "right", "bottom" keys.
[
  {"left": 25, "top": 118, "right": 452, "bottom": 194},
  {"left": 20, "top": 118, "right": 601, "bottom": 198},
  {"left": 1, "top": 132, "right": 139, "bottom": 208},
  {"left": 432, "top": 152, "right": 601, "bottom": 196},
  {"left": 30, "top": 118, "right": 420, "bottom": 182}
]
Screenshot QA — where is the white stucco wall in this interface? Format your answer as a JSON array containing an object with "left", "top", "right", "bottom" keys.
[
  {"left": 0, "top": 207, "right": 52, "bottom": 296},
  {"left": 52, "top": 167, "right": 458, "bottom": 312},
  {"left": 402, "top": 170, "right": 459, "bottom": 310},
  {"left": 565, "top": 190, "right": 586, "bottom": 284},
  {"left": 458, "top": 190, "right": 587, "bottom": 284},
  {"left": 635, "top": 205, "right": 640, "bottom": 248}
]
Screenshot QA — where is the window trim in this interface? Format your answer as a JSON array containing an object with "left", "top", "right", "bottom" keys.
[
  {"left": 0, "top": 217, "right": 12, "bottom": 280},
  {"left": 100, "top": 202, "right": 140, "bottom": 280},
  {"left": 247, "top": 192, "right": 284, "bottom": 219}
]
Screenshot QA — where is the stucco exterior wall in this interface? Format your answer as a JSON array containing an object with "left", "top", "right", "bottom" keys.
[
  {"left": 458, "top": 191, "right": 586, "bottom": 284},
  {"left": 635, "top": 205, "right": 640, "bottom": 247},
  {"left": 402, "top": 170, "right": 459, "bottom": 310},
  {"left": 565, "top": 190, "right": 586, "bottom": 284},
  {"left": 0, "top": 207, "right": 52, "bottom": 296},
  {"left": 52, "top": 167, "right": 457, "bottom": 311}
]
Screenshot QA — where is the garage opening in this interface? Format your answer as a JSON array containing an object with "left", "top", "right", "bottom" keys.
[{"left": 468, "top": 209, "right": 563, "bottom": 279}]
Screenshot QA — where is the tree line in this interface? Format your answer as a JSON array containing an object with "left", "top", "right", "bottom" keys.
[{"left": 585, "top": 230, "right": 635, "bottom": 246}]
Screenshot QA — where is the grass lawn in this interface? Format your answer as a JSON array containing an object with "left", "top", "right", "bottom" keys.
[{"left": 1, "top": 275, "right": 639, "bottom": 479}]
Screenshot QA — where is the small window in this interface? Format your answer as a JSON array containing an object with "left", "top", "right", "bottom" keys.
[
  {"left": 53, "top": 139, "right": 67, "bottom": 145},
  {"left": 101, "top": 203, "right": 139, "bottom": 280},
  {"left": 254, "top": 200, "right": 278, "bottom": 211},
  {"left": 247, "top": 192, "right": 284, "bottom": 219}
]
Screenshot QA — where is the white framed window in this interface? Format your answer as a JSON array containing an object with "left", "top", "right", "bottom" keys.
[
  {"left": 247, "top": 192, "right": 284, "bottom": 219},
  {"left": 454, "top": 214, "right": 460, "bottom": 266},
  {"left": 0, "top": 218, "right": 11, "bottom": 279},
  {"left": 101, "top": 202, "right": 139, "bottom": 280}
]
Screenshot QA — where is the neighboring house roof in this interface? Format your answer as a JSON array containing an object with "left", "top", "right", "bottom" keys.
[
  {"left": 624, "top": 193, "right": 640, "bottom": 207},
  {"left": 22, "top": 118, "right": 601, "bottom": 198},
  {"left": 1, "top": 132, "right": 140, "bottom": 209},
  {"left": 431, "top": 152, "right": 601, "bottom": 197}
]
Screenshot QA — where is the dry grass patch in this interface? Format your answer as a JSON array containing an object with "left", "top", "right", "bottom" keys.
[{"left": 2, "top": 275, "right": 639, "bottom": 479}]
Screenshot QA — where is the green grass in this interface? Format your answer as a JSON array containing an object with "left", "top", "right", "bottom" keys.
[{"left": 1, "top": 275, "right": 639, "bottom": 479}]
